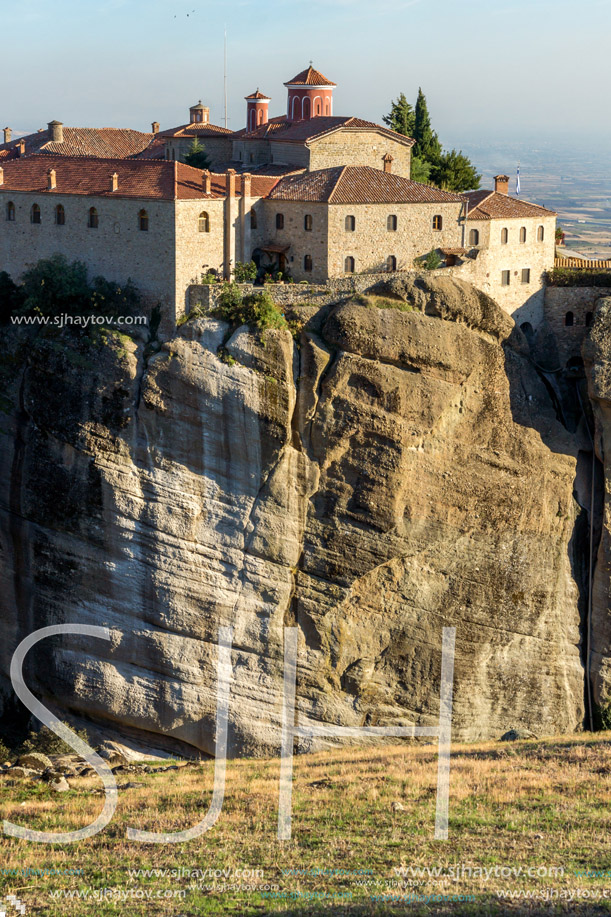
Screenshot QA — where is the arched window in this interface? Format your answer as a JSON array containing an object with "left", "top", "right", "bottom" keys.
[
  {"left": 537, "top": 225, "right": 545, "bottom": 241},
  {"left": 276, "top": 213, "right": 284, "bottom": 230},
  {"left": 315, "top": 99, "right": 321, "bottom": 115},
  {"left": 304, "top": 214, "right": 313, "bottom": 231},
  {"left": 432, "top": 214, "right": 443, "bottom": 230},
  {"left": 387, "top": 255, "right": 397, "bottom": 272},
  {"left": 88, "top": 207, "right": 98, "bottom": 229},
  {"left": 198, "top": 211, "right": 210, "bottom": 233},
  {"left": 469, "top": 228, "right": 480, "bottom": 245},
  {"left": 304, "top": 255, "right": 313, "bottom": 272},
  {"left": 520, "top": 226, "right": 527, "bottom": 243},
  {"left": 501, "top": 228, "right": 508, "bottom": 244},
  {"left": 344, "top": 256, "right": 355, "bottom": 273},
  {"left": 6, "top": 201, "right": 15, "bottom": 222},
  {"left": 345, "top": 215, "right": 355, "bottom": 232},
  {"left": 565, "top": 311, "right": 574, "bottom": 327},
  {"left": 387, "top": 214, "right": 397, "bottom": 232},
  {"left": 325, "top": 99, "right": 330, "bottom": 116},
  {"left": 31, "top": 203, "right": 41, "bottom": 224},
  {"left": 55, "top": 204, "right": 65, "bottom": 225},
  {"left": 302, "top": 97, "right": 311, "bottom": 119},
  {"left": 586, "top": 312, "right": 593, "bottom": 327},
  {"left": 250, "top": 209, "right": 257, "bottom": 230},
  {"left": 139, "top": 209, "right": 149, "bottom": 231},
  {"left": 171, "top": 149, "right": 175, "bottom": 160}
]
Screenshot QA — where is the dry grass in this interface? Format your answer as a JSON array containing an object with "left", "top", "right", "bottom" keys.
[{"left": 1, "top": 734, "right": 611, "bottom": 915}]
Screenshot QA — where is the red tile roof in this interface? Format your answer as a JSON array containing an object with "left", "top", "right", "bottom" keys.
[
  {"left": 268, "top": 166, "right": 465, "bottom": 204},
  {"left": 285, "top": 66, "right": 336, "bottom": 87},
  {"left": 237, "top": 115, "right": 415, "bottom": 147},
  {"left": 0, "top": 155, "right": 279, "bottom": 201},
  {"left": 131, "top": 136, "right": 167, "bottom": 160},
  {"left": 160, "top": 122, "right": 233, "bottom": 139},
  {"left": 0, "top": 127, "right": 156, "bottom": 160},
  {"left": 465, "top": 189, "right": 556, "bottom": 220},
  {"left": 245, "top": 90, "right": 271, "bottom": 100}
]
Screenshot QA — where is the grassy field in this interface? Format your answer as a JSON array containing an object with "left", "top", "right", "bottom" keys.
[{"left": 1, "top": 734, "right": 611, "bottom": 915}]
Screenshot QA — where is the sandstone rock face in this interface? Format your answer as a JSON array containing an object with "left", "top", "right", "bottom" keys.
[
  {"left": 583, "top": 296, "right": 611, "bottom": 716},
  {"left": 0, "top": 276, "right": 586, "bottom": 756}
]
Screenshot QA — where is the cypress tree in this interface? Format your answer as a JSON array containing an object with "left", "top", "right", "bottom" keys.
[
  {"left": 382, "top": 93, "right": 415, "bottom": 138},
  {"left": 413, "top": 88, "right": 441, "bottom": 164}
]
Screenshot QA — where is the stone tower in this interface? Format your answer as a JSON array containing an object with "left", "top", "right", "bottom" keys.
[
  {"left": 245, "top": 90, "right": 271, "bottom": 132},
  {"left": 284, "top": 65, "right": 336, "bottom": 121}
]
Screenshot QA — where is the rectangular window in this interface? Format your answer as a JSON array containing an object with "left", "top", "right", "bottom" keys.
[
  {"left": 521, "top": 268, "right": 531, "bottom": 284},
  {"left": 501, "top": 270, "right": 510, "bottom": 286}
]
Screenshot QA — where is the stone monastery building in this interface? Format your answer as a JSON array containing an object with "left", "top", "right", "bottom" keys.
[{"left": 0, "top": 66, "right": 556, "bottom": 326}]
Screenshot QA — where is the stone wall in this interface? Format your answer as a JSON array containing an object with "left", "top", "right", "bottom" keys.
[
  {"left": 164, "top": 136, "right": 233, "bottom": 168},
  {"left": 0, "top": 189, "right": 177, "bottom": 314},
  {"left": 308, "top": 130, "right": 412, "bottom": 178},
  {"left": 187, "top": 270, "right": 418, "bottom": 312},
  {"left": 460, "top": 214, "right": 556, "bottom": 325},
  {"left": 257, "top": 201, "right": 329, "bottom": 281},
  {"left": 174, "top": 199, "right": 226, "bottom": 314},
  {"left": 545, "top": 286, "right": 611, "bottom": 364},
  {"left": 327, "top": 201, "right": 463, "bottom": 276}
]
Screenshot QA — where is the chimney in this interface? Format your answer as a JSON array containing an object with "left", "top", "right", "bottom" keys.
[
  {"left": 111, "top": 172, "right": 119, "bottom": 192},
  {"left": 226, "top": 168, "right": 236, "bottom": 199},
  {"left": 47, "top": 169, "right": 57, "bottom": 190},
  {"left": 18, "top": 139, "right": 25, "bottom": 156},
  {"left": 48, "top": 120, "right": 64, "bottom": 143},
  {"left": 242, "top": 172, "right": 252, "bottom": 198},
  {"left": 3, "top": 127, "right": 11, "bottom": 144},
  {"left": 383, "top": 153, "right": 393, "bottom": 174},
  {"left": 0, "top": 167, "right": 3, "bottom": 186},
  {"left": 152, "top": 121, "right": 160, "bottom": 134},
  {"left": 202, "top": 169, "right": 212, "bottom": 195},
  {"left": 494, "top": 174, "right": 509, "bottom": 195}
]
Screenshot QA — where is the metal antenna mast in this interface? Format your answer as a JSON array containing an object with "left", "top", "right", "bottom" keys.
[{"left": 224, "top": 27, "right": 228, "bottom": 129}]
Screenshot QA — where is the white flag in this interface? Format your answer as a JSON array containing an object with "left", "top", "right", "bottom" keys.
[{"left": 516, "top": 167, "right": 521, "bottom": 195}]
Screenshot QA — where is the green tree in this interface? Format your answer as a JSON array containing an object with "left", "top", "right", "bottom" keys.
[
  {"left": 432, "top": 150, "right": 481, "bottom": 192},
  {"left": 184, "top": 138, "right": 211, "bottom": 170},
  {"left": 0, "top": 271, "right": 25, "bottom": 323},
  {"left": 412, "top": 88, "right": 441, "bottom": 164},
  {"left": 409, "top": 156, "right": 431, "bottom": 184},
  {"left": 21, "top": 254, "right": 90, "bottom": 316},
  {"left": 383, "top": 88, "right": 481, "bottom": 189},
  {"left": 383, "top": 93, "right": 415, "bottom": 137}
]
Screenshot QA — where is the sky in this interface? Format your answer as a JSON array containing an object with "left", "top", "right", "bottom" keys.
[{"left": 3, "top": 0, "right": 611, "bottom": 155}]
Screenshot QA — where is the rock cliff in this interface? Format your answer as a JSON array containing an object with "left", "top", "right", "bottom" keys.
[{"left": 0, "top": 276, "right": 588, "bottom": 756}]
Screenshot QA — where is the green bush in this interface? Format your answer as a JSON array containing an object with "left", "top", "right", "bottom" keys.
[
  {"left": 22, "top": 254, "right": 90, "bottom": 316},
  {"left": 214, "top": 284, "right": 287, "bottom": 331},
  {"left": 415, "top": 249, "right": 442, "bottom": 271},
  {"left": 17, "top": 722, "right": 90, "bottom": 757},
  {"left": 0, "top": 271, "right": 25, "bottom": 323},
  {"left": 0, "top": 738, "right": 14, "bottom": 762},
  {"left": 233, "top": 261, "right": 257, "bottom": 283},
  {"left": 547, "top": 268, "right": 611, "bottom": 288}
]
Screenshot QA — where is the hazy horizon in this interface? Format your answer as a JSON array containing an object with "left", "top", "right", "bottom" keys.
[{"left": 4, "top": 0, "right": 611, "bottom": 154}]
